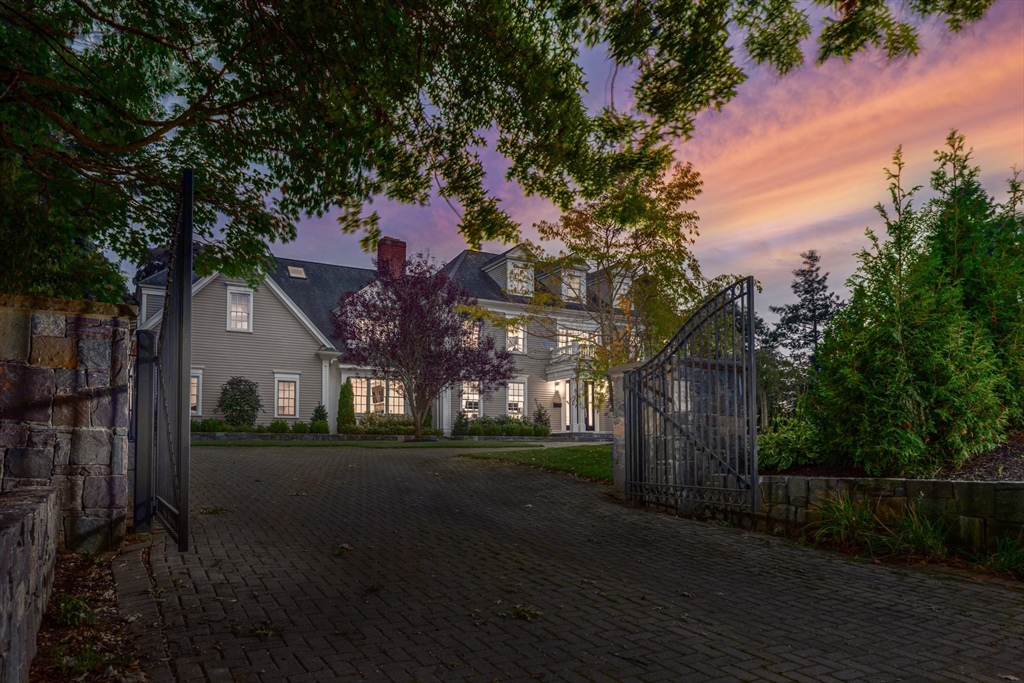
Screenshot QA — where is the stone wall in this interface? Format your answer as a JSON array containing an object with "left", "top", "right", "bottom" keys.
[
  {"left": 606, "top": 363, "right": 1024, "bottom": 551},
  {"left": 0, "top": 488, "right": 59, "bottom": 683},
  {"left": 747, "top": 476, "right": 1024, "bottom": 551},
  {"left": 0, "top": 295, "right": 136, "bottom": 551}
]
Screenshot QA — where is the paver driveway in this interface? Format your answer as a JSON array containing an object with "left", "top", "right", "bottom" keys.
[{"left": 142, "top": 446, "right": 1024, "bottom": 682}]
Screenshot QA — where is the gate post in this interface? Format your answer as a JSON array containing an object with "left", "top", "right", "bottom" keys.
[
  {"left": 608, "top": 362, "right": 642, "bottom": 501},
  {"left": 133, "top": 330, "right": 157, "bottom": 531}
]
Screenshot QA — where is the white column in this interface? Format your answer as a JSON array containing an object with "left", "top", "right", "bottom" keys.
[
  {"left": 321, "top": 358, "right": 331, "bottom": 432},
  {"left": 568, "top": 379, "right": 578, "bottom": 433},
  {"left": 440, "top": 386, "right": 453, "bottom": 436}
]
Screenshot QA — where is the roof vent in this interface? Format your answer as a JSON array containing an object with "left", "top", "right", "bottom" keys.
[{"left": 287, "top": 266, "right": 306, "bottom": 279}]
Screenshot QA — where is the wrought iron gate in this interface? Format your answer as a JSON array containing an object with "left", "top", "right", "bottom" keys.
[
  {"left": 624, "top": 277, "right": 758, "bottom": 513},
  {"left": 133, "top": 170, "right": 193, "bottom": 551}
]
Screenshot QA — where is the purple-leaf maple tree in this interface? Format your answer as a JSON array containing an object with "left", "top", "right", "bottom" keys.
[{"left": 332, "top": 254, "right": 516, "bottom": 438}]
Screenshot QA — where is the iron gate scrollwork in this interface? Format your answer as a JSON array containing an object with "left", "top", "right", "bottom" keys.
[
  {"left": 133, "top": 169, "right": 193, "bottom": 551},
  {"left": 624, "top": 277, "right": 758, "bottom": 513}
]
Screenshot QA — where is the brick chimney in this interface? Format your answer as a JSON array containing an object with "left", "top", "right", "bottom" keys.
[{"left": 376, "top": 236, "right": 407, "bottom": 277}]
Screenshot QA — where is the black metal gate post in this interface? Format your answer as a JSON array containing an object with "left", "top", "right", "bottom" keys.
[
  {"left": 623, "top": 277, "right": 759, "bottom": 514},
  {"left": 133, "top": 330, "right": 156, "bottom": 531}
]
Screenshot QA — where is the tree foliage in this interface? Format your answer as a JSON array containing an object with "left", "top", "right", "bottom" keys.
[
  {"left": 768, "top": 250, "right": 844, "bottom": 367},
  {"left": 809, "top": 143, "right": 1009, "bottom": 476},
  {"left": 0, "top": 0, "right": 994, "bottom": 279},
  {"left": 216, "top": 377, "right": 264, "bottom": 429},
  {"left": 0, "top": 154, "right": 127, "bottom": 302},
  {"left": 337, "top": 379, "right": 356, "bottom": 431},
  {"left": 509, "top": 161, "right": 734, "bottom": 401},
  {"left": 333, "top": 254, "right": 516, "bottom": 439}
]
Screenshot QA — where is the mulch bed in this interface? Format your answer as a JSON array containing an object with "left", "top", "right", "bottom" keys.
[
  {"left": 29, "top": 550, "right": 146, "bottom": 682},
  {"left": 936, "top": 431, "right": 1024, "bottom": 482},
  {"left": 763, "top": 432, "right": 1024, "bottom": 482}
]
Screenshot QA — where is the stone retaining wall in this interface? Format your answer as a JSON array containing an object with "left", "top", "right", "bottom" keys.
[
  {"left": 0, "top": 488, "right": 59, "bottom": 683},
  {"left": 0, "top": 295, "right": 136, "bottom": 551},
  {"left": 745, "top": 476, "right": 1024, "bottom": 550},
  {"left": 191, "top": 432, "right": 613, "bottom": 443}
]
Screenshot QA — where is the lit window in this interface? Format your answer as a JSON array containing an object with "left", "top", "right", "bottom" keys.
[
  {"left": 370, "top": 379, "right": 386, "bottom": 413},
  {"left": 189, "top": 371, "right": 202, "bottom": 415},
  {"left": 462, "top": 381, "right": 480, "bottom": 419},
  {"left": 388, "top": 381, "right": 405, "bottom": 415},
  {"left": 507, "top": 381, "right": 525, "bottom": 418},
  {"left": 507, "top": 324, "right": 525, "bottom": 353},
  {"left": 227, "top": 289, "right": 252, "bottom": 331},
  {"left": 351, "top": 378, "right": 368, "bottom": 414},
  {"left": 557, "top": 327, "right": 596, "bottom": 355},
  {"left": 350, "top": 377, "right": 405, "bottom": 416},
  {"left": 274, "top": 374, "right": 299, "bottom": 417}
]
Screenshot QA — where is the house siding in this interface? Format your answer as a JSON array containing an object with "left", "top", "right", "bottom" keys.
[{"left": 191, "top": 275, "right": 325, "bottom": 426}]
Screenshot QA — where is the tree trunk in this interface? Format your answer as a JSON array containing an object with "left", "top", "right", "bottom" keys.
[{"left": 412, "top": 406, "right": 423, "bottom": 439}]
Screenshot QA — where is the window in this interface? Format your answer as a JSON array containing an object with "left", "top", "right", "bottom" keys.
[
  {"left": 351, "top": 378, "right": 368, "bottom": 414},
  {"left": 563, "top": 271, "right": 583, "bottom": 299},
  {"left": 507, "top": 381, "right": 525, "bottom": 418},
  {"left": 349, "top": 377, "right": 405, "bottom": 415},
  {"left": 388, "top": 381, "right": 405, "bottom": 415},
  {"left": 287, "top": 266, "right": 306, "bottom": 279},
  {"left": 189, "top": 370, "right": 203, "bottom": 415},
  {"left": 506, "top": 324, "right": 525, "bottom": 353},
  {"left": 557, "top": 327, "right": 596, "bottom": 356},
  {"left": 274, "top": 373, "right": 300, "bottom": 417},
  {"left": 370, "top": 379, "right": 386, "bottom": 413},
  {"left": 462, "top": 381, "right": 480, "bottom": 418},
  {"left": 227, "top": 288, "right": 253, "bottom": 331}
]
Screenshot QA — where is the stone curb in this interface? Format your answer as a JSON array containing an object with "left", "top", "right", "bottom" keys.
[{"left": 112, "top": 534, "right": 175, "bottom": 683}]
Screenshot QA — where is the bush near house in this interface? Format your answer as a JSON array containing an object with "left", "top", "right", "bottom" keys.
[
  {"left": 267, "top": 419, "right": 290, "bottom": 433},
  {"left": 337, "top": 412, "right": 443, "bottom": 437},
  {"left": 216, "top": 377, "right": 264, "bottom": 429},
  {"left": 311, "top": 420, "right": 330, "bottom": 434},
  {"left": 338, "top": 380, "right": 356, "bottom": 431},
  {"left": 453, "top": 414, "right": 548, "bottom": 437},
  {"left": 310, "top": 403, "right": 329, "bottom": 428},
  {"left": 291, "top": 422, "right": 310, "bottom": 434}
]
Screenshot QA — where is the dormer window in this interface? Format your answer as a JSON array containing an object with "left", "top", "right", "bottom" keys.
[
  {"left": 563, "top": 271, "right": 584, "bottom": 300},
  {"left": 507, "top": 261, "right": 534, "bottom": 295},
  {"left": 287, "top": 266, "right": 306, "bottom": 279}
]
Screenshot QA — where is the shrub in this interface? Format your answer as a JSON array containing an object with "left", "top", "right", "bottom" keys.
[
  {"left": 310, "top": 420, "right": 329, "bottom": 434},
  {"left": 360, "top": 412, "right": 416, "bottom": 435},
  {"left": 757, "top": 409, "right": 819, "bottom": 472},
  {"left": 310, "top": 403, "right": 329, "bottom": 428},
  {"left": 216, "top": 377, "right": 264, "bottom": 429},
  {"left": 338, "top": 379, "right": 356, "bottom": 430},
  {"left": 291, "top": 422, "right": 310, "bottom": 434},
  {"left": 467, "top": 423, "right": 484, "bottom": 436},
  {"left": 532, "top": 404, "right": 550, "bottom": 428},
  {"left": 452, "top": 411, "right": 470, "bottom": 436},
  {"left": 267, "top": 419, "right": 290, "bottom": 434},
  {"left": 339, "top": 423, "right": 365, "bottom": 435},
  {"left": 533, "top": 423, "right": 550, "bottom": 437},
  {"left": 484, "top": 423, "right": 502, "bottom": 436},
  {"left": 191, "top": 418, "right": 229, "bottom": 432}
]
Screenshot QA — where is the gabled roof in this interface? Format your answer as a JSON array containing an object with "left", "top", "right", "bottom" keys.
[{"left": 267, "top": 257, "right": 376, "bottom": 342}]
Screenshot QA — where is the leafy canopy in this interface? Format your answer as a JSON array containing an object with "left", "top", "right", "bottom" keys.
[
  {"left": 216, "top": 376, "right": 264, "bottom": 429},
  {"left": 332, "top": 254, "right": 516, "bottom": 438},
  {"left": 0, "top": 0, "right": 994, "bottom": 278}
]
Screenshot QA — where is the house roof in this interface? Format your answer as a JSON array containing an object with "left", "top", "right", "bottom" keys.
[
  {"left": 137, "top": 270, "right": 203, "bottom": 288},
  {"left": 442, "top": 250, "right": 509, "bottom": 301},
  {"left": 266, "top": 257, "right": 376, "bottom": 342}
]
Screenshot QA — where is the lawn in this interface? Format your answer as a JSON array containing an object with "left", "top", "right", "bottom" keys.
[
  {"left": 461, "top": 444, "right": 612, "bottom": 483},
  {"left": 192, "top": 439, "right": 541, "bottom": 449}
]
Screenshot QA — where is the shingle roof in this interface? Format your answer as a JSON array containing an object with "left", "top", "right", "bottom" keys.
[
  {"left": 442, "top": 250, "right": 508, "bottom": 301},
  {"left": 267, "top": 257, "right": 376, "bottom": 343}
]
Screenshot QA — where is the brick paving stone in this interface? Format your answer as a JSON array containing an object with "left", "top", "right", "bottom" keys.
[{"left": 135, "top": 446, "right": 1024, "bottom": 682}]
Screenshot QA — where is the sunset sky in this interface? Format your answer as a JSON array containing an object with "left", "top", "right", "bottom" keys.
[{"left": 277, "top": 0, "right": 1024, "bottom": 319}]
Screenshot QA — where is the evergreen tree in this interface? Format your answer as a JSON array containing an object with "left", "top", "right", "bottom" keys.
[
  {"left": 337, "top": 379, "right": 356, "bottom": 431},
  {"left": 810, "top": 147, "right": 1006, "bottom": 476},
  {"left": 925, "top": 131, "right": 1024, "bottom": 423},
  {"left": 769, "top": 250, "right": 844, "bottom": 366}
]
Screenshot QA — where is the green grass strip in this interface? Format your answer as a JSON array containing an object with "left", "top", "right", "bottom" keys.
[
  {"left": 192, "top": 439, "right": 542, "bottom": 450},
  {"left": 461, "top": 444, "right": 612, "bottom": 483}
]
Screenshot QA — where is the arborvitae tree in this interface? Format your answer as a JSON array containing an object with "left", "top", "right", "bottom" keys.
[
  {"left": 769, "top": 250, "right": 844, "bottom": 366},
  {"left": 337, "top": 379, "right": 356, "bottom": 431},
  {"left": 810, "top": 147, "right": 1006, "bottom": 476},
  {"left": 925, "top": 132, "right": 1024, "bottom": 423}
]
